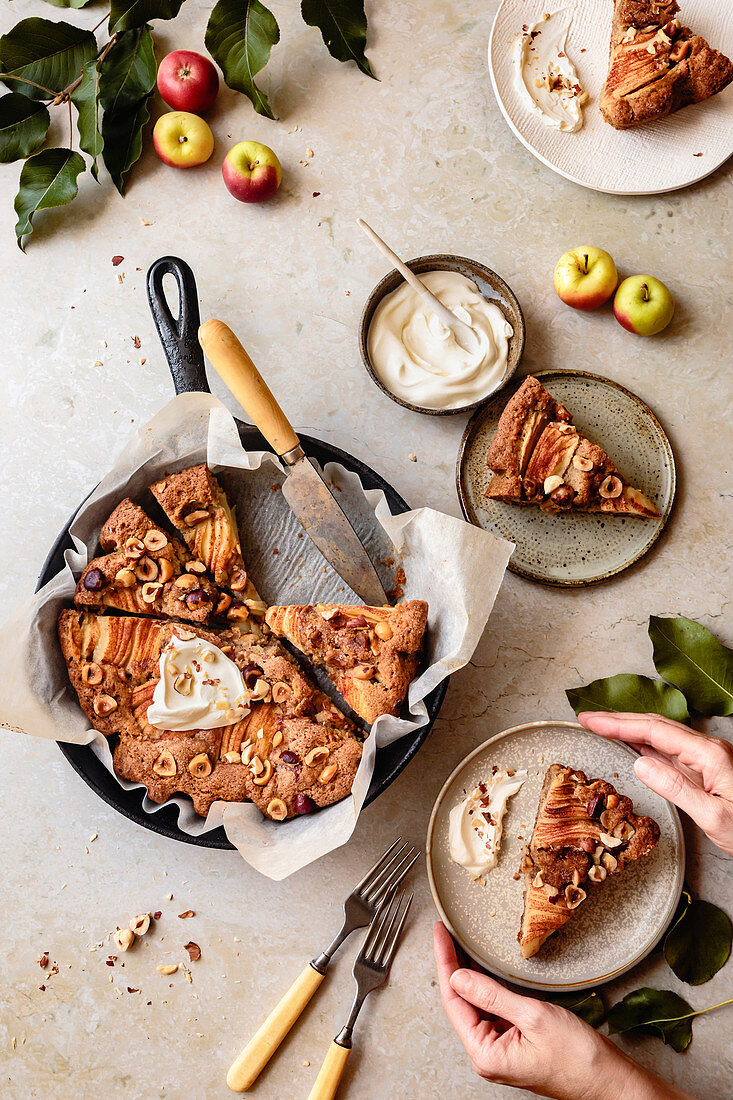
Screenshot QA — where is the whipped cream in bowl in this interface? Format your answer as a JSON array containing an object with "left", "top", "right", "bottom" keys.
[{"left": 360, "top": 255, "right": 525, "bottom": 415}]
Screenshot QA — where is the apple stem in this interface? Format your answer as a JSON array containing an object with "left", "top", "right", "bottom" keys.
[
  {"left": 583, "top": 253, "right": 589, "bottom": 274},
  {"left": 640, "top": 282, "right": 649, "bottom": 302}
]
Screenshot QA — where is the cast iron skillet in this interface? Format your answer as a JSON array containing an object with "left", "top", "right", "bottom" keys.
[{"left": 41, "top": 256, "right": 448, "bottom": 850}]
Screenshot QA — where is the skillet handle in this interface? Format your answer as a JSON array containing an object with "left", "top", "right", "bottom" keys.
[{"left": 147, "top": 256, "right": 210, "bottom": 394}]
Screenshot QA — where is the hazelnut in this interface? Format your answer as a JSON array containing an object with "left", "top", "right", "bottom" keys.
[
  {"left": 81, "top": 661, "right": 103, "bottom": 686},
  {"left": 543, "top": 474, "right": 564, "bottom": 495},
  {"left": 253, "top": 760, "right": 273, "bottom": 786},
  {"left": 185, "top": 560, "right": 207, "bottom": 574},
  {"left": 305, "top": 746, "right": 330, "bottom": 767},
  {"left": 174, "top": 673, "right": 193, "bottom": 697},
  {"left": 599, "top": 475, "right": 623, "bottom": 500},
  {"left": 599, "top": 809, "right": 614, "bottom": 829},
  {"left": 272, "top": 730, "right": 283, "bottom": 748},
  {"left": 532, "top": 871, "right": 544, "bottom": 888},
  {"left": 93, "top": 693, "right": 117, "bottom": 717},
  {"left": 564, "top": 885, "right": 586, "bottom": 910},
  {"left": 114, "top": 928, "right": 135, "bottom": 952},
  {"left": 215, "top": 593, "right": 232, "bottom": 615},
  {"left": 173, "top": 573, "right": 198, "bottom": 590},
  {"left": 230, "top": 570, "right": 248, "bottom": 592},
  {"left": 83, "top": 568, "right": 106, "bottom": 591},
  {"left": 599, "top": 831, "right": 623, "bottom": 849},
  {"left": 612, "top": 820, "right": 636, "bottom": 842},
  {"left": 153, "top": 750, "right": 177, "bottom": 777},
  {"left": 156, "top": 963, "right": 178, "bottom": 975},
  {"left": 294, "top": 793, "right": 315, "bottom": 815},
  {"left": 186, "top": 588, "right": 210, "bottom": 607},
  {"left": 606, "top": 793, "right": 620, "bottom": 809},
  {"left": 580, "top": 836, "right": 596, "bottom": 854},
  {"left": 521, "top": 476, "right": 539, "bottom": 500},
  {"left": 143, "top": 530, "right": 168, "bottom": 552},
  {"left": 129, "top": 913, "right": 150, "bottom": 936},
  {"left": 184, "top": 509, "right": 209, "bottom": 527},
  {"left": 174, "top": 628, "right": 196, "bottom": 641},
  {"left": 320, "top": 606, "right": 342, "bottom": 621},
  {"left": 241, "top": 742, "right": 255, "bottom": 764},
  {"left": 550, "top": 484, "right": 575, "bottom": 507},
  {"left": 271, "top": 681, "right": 292, "bottom": 703},
  {"left": 319, "top": 763, "right": 338, "bottom": 784},
  {"left": 141, "top": 582, "right": 163, "bottom": 603},
  {"left": 601, "top": 851, "right": 618, "bottom": 873},
  {"left": 251, "top": 678, "right": 271, "bottom": 700},
  {"left": 158, "top": 558, "right": 175, "bottom": 583},
  {"left": 223, "top": 751, "right": 241, "bottom": 764},
  {"left": 250, "top": 755, "right": 264, "bottom": 776},
  {"left": 266, "top": 798, "right": 288, "bottom": 821},
  {"left": 135, "top": 556, "right": 158, "bottom": 582},
  {"left": 227, "top": 603, "right": 250, "bottom": 622},
  {"left": 114, "top": 567, "right": 137, "bottom": 588},
  {"left": 572, "top": 455, "right": 594, "bottom": 472},
  {"left": 588, "top": 865, "right": 607, "bottom": 884},
  {"left": 374, "top": 621, "right": 393, "bottom": 641},
  {"left": 188, "top": 753, "right": 212, "bottom": 778},
  {"left": 352, "top": 664, "right": 375, "bottom": 680},
  {"left": 124, "top": 536, "right": 145, "bottom": 560}
]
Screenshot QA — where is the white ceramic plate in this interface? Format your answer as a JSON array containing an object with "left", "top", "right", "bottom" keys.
[
  {"left": 489, "top": 0, "right": 733, "bottom": 195},
  {"left": 426, "top": 722, "right": 685, "bottom": 992},
  {"left": 456, "top": 370, "right": 676, "bottom": 586}
]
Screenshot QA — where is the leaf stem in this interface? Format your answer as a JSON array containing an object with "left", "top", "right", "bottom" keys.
[
  {"left": 637, "top": 997, "right": 733, "bottom": 1028},
  {"left": 0, "top": 74, "right": 57, "bottom": 97},
  {"left": 92, "top": 11, "right": 112, "bottom": 35}
]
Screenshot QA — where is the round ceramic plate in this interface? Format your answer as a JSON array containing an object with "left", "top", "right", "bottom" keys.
[
  {"left": 489, "top": 0, "right": 733, "bottom": 195},
  {"left": 426, "top": 721, "right": 684, "bottom": 992},
  {"left": 456, "top": 370, "right": 676, "bottom": 586}
]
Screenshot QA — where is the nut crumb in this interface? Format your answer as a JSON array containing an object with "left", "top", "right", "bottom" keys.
[
  {"left": 302, "top": 1060, "right": 311, "bottom": 1067},
  {"left": 157, "top": 963, "right": 178, "bottom": 975},
  {"left": 111, "top": 255, "right": 124, "bottom": 266},
  {"left": 116, "top": 273, "right": 124, "bottom": 284},
  {"left": 178, "top": 910, "right": 195, "bottom": 919},
  {"left": 306, "top": 148, "right": 314, "bottom": 157},
  {"left": 408, "top": 453, "right": 417, "bottom": 462},
  {"left": 184, "top": 942, "right": 201, "bottom": 961}
]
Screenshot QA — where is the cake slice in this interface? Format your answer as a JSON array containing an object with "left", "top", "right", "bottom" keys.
[
  {"left": 58, "top": 609, "right": 361, "bottom": 820},
  {"left": 265, "top": 601, "right": 428, "bottom": 724},
  {"left": 74, "top": 499, "right": 225, "bottom": 625},
  {"left": 600, "top": 0, "right": 733, "bottom": 130},
  {"left": 518, "top": 764, "right": 660, "bottom": 958},
  {"left": 149, "top": 464, "right": 267, "bottom": 629},
  {"left": 485, "top": 376, "right": 660, "bottom": 517}
]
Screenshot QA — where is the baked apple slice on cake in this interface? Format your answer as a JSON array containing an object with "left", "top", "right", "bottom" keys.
[
  {"left": 519, "top": 764, "right": 660, "bottom": 958},
  {"left": 265, "top": 601, "right": 428, "bottom": 724},
  {"left": 600, "top": 0, "right": 733, "bottom": 130},
  {"left": 485, "top": 376, "right": 660, "bottom": 517}
]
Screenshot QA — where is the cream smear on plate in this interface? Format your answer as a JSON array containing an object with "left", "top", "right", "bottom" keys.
[
  {"left": 147, "top": 632, "right": 249, "bottom": 731},
  {"left": 367, "top": 270, "right": 513, "bottom": 410},
  {"left": 449, "top": 769, "right": 527, "bottom": 879},
  {"left": 514, "top": 10, "right": 586, "bottom": 132}
]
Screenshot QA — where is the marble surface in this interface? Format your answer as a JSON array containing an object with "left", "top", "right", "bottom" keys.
[{"left": 1, "top": 1, "right": 731, "bottom": 1097}]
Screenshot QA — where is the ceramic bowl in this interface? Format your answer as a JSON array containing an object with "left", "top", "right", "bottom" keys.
[{"left": 358, "top": 254, "right": 525, "bottom": 416}]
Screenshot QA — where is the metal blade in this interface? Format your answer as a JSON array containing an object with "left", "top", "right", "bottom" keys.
[{"left": 281, "top": 456, "right": 389, "bottom": 606}]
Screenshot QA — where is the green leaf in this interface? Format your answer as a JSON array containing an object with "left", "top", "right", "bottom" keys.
[
  {"left": 101, "top": 92, "right": 152, "bottom": 193},
  {"left": 71, "top": 62, "right": 103, "bottom": 179},
  {"left": 0, "top": 92, "right": 50, "bottom": 162},
  {"left": 607, "top": 988, "right": 733, "bottom": 1053},
  {"left": 301, "top": 0, "right": 375, "bottom": 78},
  {"left": 14, "top": 147, "right": 85, "bottom": 249},
  {"left": 664, "top": 899, "right": 732, "bottom": 986},
  {"left": 566, "top": 674, "right": 690, "bottom": 722},
  {"left": 37, "top": 0, "right": 98, "bottom": 8},
  {"left": 205, "top": 0, "right": 279, "bottom": 119},
  {"left": 649, "top": 616, "right": 733, "bottom": 717},
  {"left": 0, "top": 18, "right": 97, "bottom": 101},
  {"left": 545, "top": 990, "right": 605, "bottom": 1028},
  {"left": 109, "top": 0, "right": 186, "bottom": 35},
  {"left": 99, "top": 26, "right": 156, "bottom": 112}
]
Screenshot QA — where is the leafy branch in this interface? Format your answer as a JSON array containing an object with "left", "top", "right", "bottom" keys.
[{"left": 0, "top": 0, "right": 376, "bottom": 247}]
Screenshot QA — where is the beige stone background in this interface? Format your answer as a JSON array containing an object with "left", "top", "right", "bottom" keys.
[{"left": 1, "top": 1, "right": 731, "bottom": 1097}]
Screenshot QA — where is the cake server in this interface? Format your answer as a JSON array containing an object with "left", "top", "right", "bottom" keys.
[
  {"left": 198, "top": 318, "right": 389, "bottom": 607},
  {"left": 226, "top": 838, "right": 419, "bottom": 1092}
]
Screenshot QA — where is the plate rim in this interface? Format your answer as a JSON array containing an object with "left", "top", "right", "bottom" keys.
[
  {"left": 488, "top": 0, "right": 733, "bottom": 196},
  {"left": 426, "top": 719, "right": 685, "bottom": 992},
  {"left": 455, "top": 369, "right": 677, "bottom": 587}
]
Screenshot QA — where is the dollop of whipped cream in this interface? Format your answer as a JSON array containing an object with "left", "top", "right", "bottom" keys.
[
  {"left": 147, "top": 632, "right": 249, "bottom": 732},
  {"left": 367, "top": 270, "right": 513, "bottom": 411},
  {"left": 449, "top": 769, "right": 527, "bottom": 879},
  {"left": 514, "top": 10, "right": 586, "bottom": 133}
]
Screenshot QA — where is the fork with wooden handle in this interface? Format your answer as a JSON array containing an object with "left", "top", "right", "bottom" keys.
[
  {"left": 226, "top": 839, "right": 419, "bottom": 1092},
  {"left": 308, "top": 888, "right": 413, "bottom": 1100}
]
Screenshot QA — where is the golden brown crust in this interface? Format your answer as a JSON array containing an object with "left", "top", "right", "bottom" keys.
[
  {"left": 58, "top": 610, "right": 361, "bottom": 820},
  {"left": 265, "top": 601, "right": 428, "bottom": 724},
  {"left": 600, "top": 1, "right": 733, "bottom": 130},
  {"left": 518, "top": 764, "right": 660, "bottom": 958},
  {"left": 485, "top": 376, "right": 660, "bottom": 518}
]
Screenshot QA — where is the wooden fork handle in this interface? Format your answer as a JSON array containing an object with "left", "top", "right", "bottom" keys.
[
  {"left": 307, "top": 1041, "right": 351, "bottom": 1100},
  {"left": 198, "top": 318, "right": 300, "bottom": 457},
  {"left": 226, "top": 963, "right": 325, "bottom": 1092}
]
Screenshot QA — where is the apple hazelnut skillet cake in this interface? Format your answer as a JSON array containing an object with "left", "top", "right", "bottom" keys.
[{"left": 59, "top": 464, "right": 428, "bottom": 822}]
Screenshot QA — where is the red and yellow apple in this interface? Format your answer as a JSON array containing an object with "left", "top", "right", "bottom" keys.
[
  {"left": 553, "top": 246, "right": 618, "bottom": 311},
  {"left": 157, "top": 50, "right": 219, "bottom": 114},
  {"left": 613, "top": 276, "right": 675, "bottom": 336},
  {"left": 222, "top": 141, "right": 282, "bottom": 203},
  {"left": 153, "top": 111, "right": 214, "bottom": 168}
]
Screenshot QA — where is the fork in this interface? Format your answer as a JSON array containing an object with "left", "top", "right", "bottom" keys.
[
  {"left": 307, "top": 888, "right": 413, "bottom": 1100},
  {"left": 226, "top": 839, "right": 419, "bottom": 1092}
]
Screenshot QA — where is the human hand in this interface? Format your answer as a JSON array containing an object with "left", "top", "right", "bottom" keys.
[
  {"left": 433, "top": 922, "right": 694, "bottom": 1100},
  {"left": 579, "top": 712, "right": 733, "bottom": 857}
]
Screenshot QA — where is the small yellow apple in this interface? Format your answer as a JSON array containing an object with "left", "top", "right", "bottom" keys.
[{"left": 153, "top": 111, "right": 214, "bottom": 168}]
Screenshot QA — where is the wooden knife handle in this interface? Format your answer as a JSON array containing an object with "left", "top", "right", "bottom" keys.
[
  {"left": 307, "top": 1041, "right": 351, "bottom": 1100},
  {"left": 198, "top": 318, "right": 299, "bottom": 456},
  {"left": 226, "top": 963, "right": 325, "bottom": 1092}
]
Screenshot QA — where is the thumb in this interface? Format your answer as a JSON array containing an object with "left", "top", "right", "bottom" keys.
[
  {"left": 450, "top": 969, "right": 540, "bottom": 1029},
  {"left": 634, "top": 755, "right": 721, "bottom": 835}
]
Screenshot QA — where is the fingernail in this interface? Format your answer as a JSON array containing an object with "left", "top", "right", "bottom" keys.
[
  {"left": 634, "top": 756, "right": 658, "bottom": 783},
  {"left": 450, "top": 970, "right": 469, "bottom": 992}
]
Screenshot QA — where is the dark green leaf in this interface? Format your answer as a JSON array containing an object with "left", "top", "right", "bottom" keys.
[
  {"left": 0, "top": 92, "right": 50, "bottom": 162},
  {"left": 0, "top": 18, "right": 97, "bottom": 101},
  {"left": 545, "top": 990, "right": 605, "bottom": 1027},
  {"left": 101, "top": 92, "right": 152, "bottom": 193},
  {"left": 649, "top": 616, "right": 733, "bottom": 717},
  {"left": 607, "top": 988, "right": 695, "bottom": 1052},
  {"left": 37, "top": 0, "right": 98, "bottom": 8},
  {"left": 205, "top": 0, "right": 279, "bottom": 119},
  {"left": 566, "top": 674, "right": 690, "bottom": 722},
  {"left": 99, "top": 26, "right": 156, "bottom": 112},
  {"left": 109, "top": 0, "right": 186, "bottom": 35},
  {"left": 664, "top": 899, "right": 732, "bottom": 986},
  {"left": 14, "top": 147, "right": 85, "bottom": 249},
  {"left": 71, "top": 62, "right": 103, "bottom": 178},
  {"left": 301, "top": 0, "right": 375, "bottom": 78}
]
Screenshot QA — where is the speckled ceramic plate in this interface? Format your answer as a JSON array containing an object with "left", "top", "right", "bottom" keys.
[
  {"left": 456, "top": 370, "right": 676, "bottom": 586},
  {"left": 427, "top": 721, "right": 684, "bottom": 992},
  {"left": 489, "top": 0, "right": 733, "bottom": 196}
]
